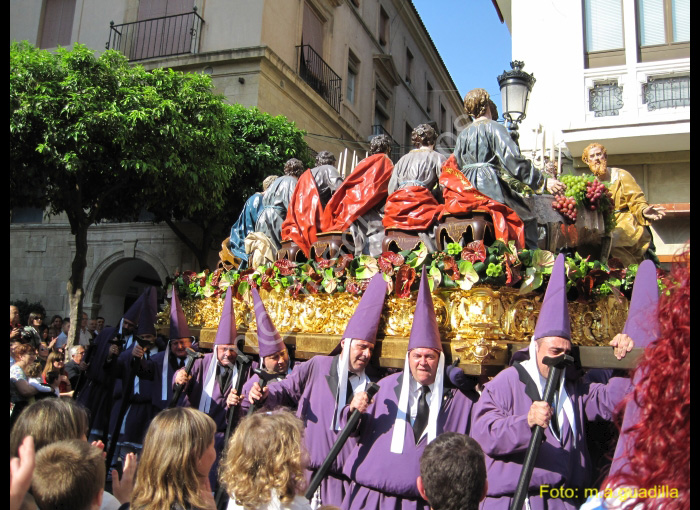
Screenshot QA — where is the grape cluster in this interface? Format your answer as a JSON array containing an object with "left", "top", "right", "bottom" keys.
[
  {"left": 559, "top": 174, "right": 590, "bottom": 203},
  {"left": 585, "top": 179, "right": 611, "bottom": 210},
  {"left": 551, "top": 194, "right": 578, "bottom": 222}
]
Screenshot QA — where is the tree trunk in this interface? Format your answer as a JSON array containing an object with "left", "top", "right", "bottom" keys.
[{"left": 65, "top": 216, "right": 89, "bottom": 354}]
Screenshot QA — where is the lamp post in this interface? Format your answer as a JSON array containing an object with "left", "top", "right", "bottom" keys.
[{"left": 497, "top": 60, "right": 536, "bottom": 145}]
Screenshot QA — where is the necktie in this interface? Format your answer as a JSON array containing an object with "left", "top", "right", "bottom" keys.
[
  {"left": 413, "top": 385, "right": 430, "bottom": 443},
  {"left": 345, "top": 372, "right": 354, "bottom": 406},
  {"left": 551, "top": 391, "right": 560, "bottom": 438},
  {"left": 217, "top": 366, "right": 231, "bottom": 393}
]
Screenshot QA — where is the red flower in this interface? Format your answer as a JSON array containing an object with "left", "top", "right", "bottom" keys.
[
  {"left": 461, "top": 241, "right": 486, "bottom": 263},
  {"left": 334, "top": 254, "right": 354, "bottom": 277},
  {"left": 181, "top": 270, "right": 197, "bottom": 285},
  {"left": 305, "top": 281, "right": 320, "bottom": 294},
  {"left": 607, "top": 257, "right": 625, "bottom": 270},
  {"left": 316, "top": 258, "right": 335, "bottom": 269},
  {"left": 395, "top": 265, "right": 416, "bottom": 298},
  {"left": 289, "top": 282, "right": 303, "bottom": 299},
  {"left": 274, "top": 259, "right": 297, "bottom": 276},
  {"left": 443, "top": 256, "right": 460, "bottom": 281},
  {"left": 505, "top": 263, "right": 522, "bottom": 286},
  {"left": 378, "top": 252, "right": 404, "bottom": 276},
  {"left": 346, "top": 278, "right": 368, "bottom": 295},
  {"left": 210, "top": 268, "right": 223, "bottom": 288}
]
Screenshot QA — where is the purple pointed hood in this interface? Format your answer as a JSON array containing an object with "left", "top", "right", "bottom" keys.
[
  {"left": 252, "top": 288, "right": 285, "bottom": 358},
  {"left": 122, "top": 291, "right": 146, "bottom": 325},
  {"left": 137, "top": 287, "right": 158, "bottom": 336},
  {"left": 622, "top": 260, "right": 659, "bottom": 348},
  {"left": 407, "top": 266, "right": 442, "bottom": 352},
  {"left": 214, "top": 287, "right": 237, "bottom": 346},
  {"left": 343, "top": 273, "right": 387, "bottom": 344},
  {"left": 533, "top": 253, "right": 571, "bottom": 341},
  {"left": 169, "top": 289, "right": 192, "bottom": 340},
  {"left": 608, "top": 263, "right": 662, "bottom": 478}
]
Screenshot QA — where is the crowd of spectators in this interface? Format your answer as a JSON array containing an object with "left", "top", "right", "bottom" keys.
[{"left": 9, "top": 249, "right": 689, "bottom": 510}]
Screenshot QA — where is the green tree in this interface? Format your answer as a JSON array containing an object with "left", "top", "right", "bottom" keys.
[
  {"left": 10, "top": 42, "right": 235, "bottom": 349},
  {"left": 148, "top": 103, "right": 313, "bottom": 270}
]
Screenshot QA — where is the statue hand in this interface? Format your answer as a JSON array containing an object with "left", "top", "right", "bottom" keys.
[
  {"left": 546, "top": 179, "right": 566, "bottom": 195},
  {"left": 643, "top": 205, "right": 666, "bottom": 221}
]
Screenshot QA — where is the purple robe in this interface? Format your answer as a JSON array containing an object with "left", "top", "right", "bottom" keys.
[
  {"left": 239, "top": 364, "right": 295, "bottom": 416},
  {"left": 340, "top": 371, "right": 477, "bottom": 510},
  {"left": 263, "top": 355, "right": 374, "bottom": 507},
  {"left": 77, "top": 326, "right": 129, "bottom": 433},
  {"left": 146, "top": 349, "right": 187, "bottom": 412},
  {"left": 107, "top": 348, "right": 155, "bottom": 445},
  {"left": 471, "top": 364, "right": 631, "bottom": 510}
]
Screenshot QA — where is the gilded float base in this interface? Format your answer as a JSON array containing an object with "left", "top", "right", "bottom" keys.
[{"left": 157, "top": 286, "right": 628, "bottom": 372}]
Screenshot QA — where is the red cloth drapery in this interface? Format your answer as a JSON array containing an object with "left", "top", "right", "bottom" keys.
[
  {"left": 321, "top": 153, "right": 394, "bottom": 232},
  {"left": 439, "top": 155, "right": 526, "bottom": 249},
  {"left": 280, "top": 169, "right": 321, "bottom": 257},
  {"left": 383, "top": 186, "right": 443, "bottom": 231}
]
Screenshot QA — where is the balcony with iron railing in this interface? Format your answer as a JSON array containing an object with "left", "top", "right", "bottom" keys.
[
  {"left": 296, "top": 44, "right": 342, "bottom": 113},
  {"left": 106, "top": 8, "right": 204, "bottom": 62}
]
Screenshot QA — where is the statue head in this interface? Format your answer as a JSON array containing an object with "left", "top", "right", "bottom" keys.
[
  {"left": 582, "top": 143, "right": 607, "bottom": 165},
  {"left": 370, "top": 134, "right": 393, "bottom": 155},
  {"left": 261, "top": 175, "right": 278, "bottom": 192},
  {"left": 283, "top": 158, "right": 305, "bottom": 178},
  {"left": 582, "top": 143, "right": 608, "bottom": 178},
  {"left": 488, "top": 98, "right": 499, "bottom": 122},
  {"left": 315, "top": 151, "right": 336, "bottom": 167},
  {"left": 411, "top": 124, "right": 437, "bottom": 149},
  {"left": 463, "top": 88, "right": 491, "bottom": 120}
]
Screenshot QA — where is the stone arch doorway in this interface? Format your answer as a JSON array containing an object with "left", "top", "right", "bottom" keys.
[{"left": 85, "top": 254, "right": 167, "bottom": 328}]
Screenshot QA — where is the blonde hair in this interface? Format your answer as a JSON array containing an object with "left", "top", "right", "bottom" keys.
[
  {"left": 219, "top": 410, "right": 307, "bottom": 509},
  {"left": 130, "top": 407, "right": 216, "bottom": 510}
]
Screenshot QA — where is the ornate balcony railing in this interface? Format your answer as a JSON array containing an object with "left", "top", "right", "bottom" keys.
[
  {"left": 296, "top": 44, "right": 342, "bottom": 112},
  {"left": 589, "top": 81, "right": 623, "bottom": 117},
  {"left": 643, "top": 75, "right": 690, "bottom": 111},
  {"left": 106, "top": 8, "right": 204, "bottom": 62}
]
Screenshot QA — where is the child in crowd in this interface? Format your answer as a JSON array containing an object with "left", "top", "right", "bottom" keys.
[
  {"left": 32, "top": 439, "right": 106, "bottom": 510},
  {"left": 220, "top": 410, "right": 311, "bottom": 510},
  {"left": 128, "top": 407, "right": 217, "bottom": 510},
  {"left": 24, "top": 362, "right": 57, "bottom": 398}
]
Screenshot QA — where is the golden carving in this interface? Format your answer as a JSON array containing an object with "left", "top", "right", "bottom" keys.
[{"left": 156, "top": 286, "right": 628, "bottom": 369}]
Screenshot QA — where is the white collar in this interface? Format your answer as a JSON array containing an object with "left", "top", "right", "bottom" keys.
[
  {"left": 331, "top": 340, "right": 368, "bottom": 431},
  {"left": 390, "top": 351, "right": 444, "bottom": 454},
  {"left": 521, "top": 338, "right": 575, "bottom": 446}
]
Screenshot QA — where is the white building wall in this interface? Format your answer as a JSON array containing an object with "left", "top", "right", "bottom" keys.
[{"left": 496, "top": 0, "right": 689, "bottom": 261}]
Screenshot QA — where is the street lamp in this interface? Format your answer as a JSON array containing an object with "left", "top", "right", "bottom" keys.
[{"left": 497, "top": 60, "right": 536, "bottom": 145}]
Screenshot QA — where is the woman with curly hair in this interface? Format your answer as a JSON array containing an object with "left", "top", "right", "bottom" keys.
[
  {"left": 220, "top": 410, "right": 311, "bottom": 510},
  {"left": 129, "top": 407, "right": 217, "bottom": 510},
  {"left": 581, "top": 249, "right": 689, "bottom": 510}
]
